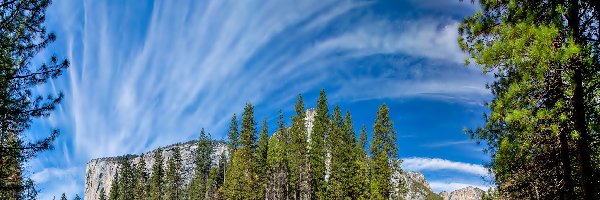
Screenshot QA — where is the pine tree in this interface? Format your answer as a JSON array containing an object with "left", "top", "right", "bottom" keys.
[
  {"left": 117, "top": 158, "right": 135, "bottom": 200},
  {"left": 240, "top": 103, "right": 257, "bottom": 151},
  {"left": 223, "top": 103, "right": 259, "bottom": 199},
  {"left": 369, "top": 104, "right": 400, "bottom": 199},
  {"left": 60, "top": 193, "right": 67, "bottom": 200},
  {"left": 309, "top": 89, "right": 329, "bottom": 199},
  {"left": 109, "top": 171, "right": 119, "bottom": 200},
  {"left": 134, "top": 155, "right": 148, "bottom": 200},
  {"left": 0, "top": 1, "right": 69, "bottom": 198},
  {"left": 73, "top": 194, "right": 81, "bottom": 200},
  {"left": 354, "top": 124, "right": 370, "bottom": 199},
  {"left": 460, "top": 0, "right": 600, "bottom": 198},
  {"left": 228, "top": 114, "right": 240, "bottom": 153},
  {"left": 165, "top": 148, "right": 183, "bottom": 200},
  {"left": 266, "top": 111, "right": 289, "bottom": 200},
  {"left": 327, "top": 106, "right": 352, "bottom": 198},
  {"left": 205, "top": 167, "right": 221, "bottom": 199},
  {"left": 256, "top": 119, "right": 269, "bottom": 199},
  {"left": 188, "top": 172, "right": 206, "bottom": 200},
  {"left": 288, "top": 95, "right": 311, "bottom": 199},
  {"left": 149, "top": 150, "right": 164, "bottom": 200},
  {"left": 188, "top": 128, "right": 213, "bottom": 200}
]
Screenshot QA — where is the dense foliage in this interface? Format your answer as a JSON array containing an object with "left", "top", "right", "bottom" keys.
[
  {"left": 0, "top": 0, "right": 69, "bottom": 198},
  {"left": 106, "top": 91, "right": 406, "bottom": 199},
  {"left": 460, "top": 0, "right": 600, "bottom": 199}
]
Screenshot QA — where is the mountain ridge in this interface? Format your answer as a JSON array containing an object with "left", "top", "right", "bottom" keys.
[{"left": 84, "top": 141, "right": 484, "bottom": 200}]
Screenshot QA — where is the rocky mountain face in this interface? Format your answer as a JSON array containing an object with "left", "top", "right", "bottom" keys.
[
  {"left": 439, "top": 186, "right": 485, "bottom": 200},
  {"left": 84, "top": 141, "right": 479, "bottom": 200},
  {"left": 84, "top": 141, "right": 228, "bottom": 200},
  {"left": 84, "top": 110, "right": 483, "bottom": 199}
]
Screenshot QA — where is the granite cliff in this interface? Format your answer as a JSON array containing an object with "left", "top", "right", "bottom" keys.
[
  {"left": 84, "top": 141, "right": 482, "bottom": 200},
  {"left": 84, "top": 110, "right": 484, "bottom": 199}
]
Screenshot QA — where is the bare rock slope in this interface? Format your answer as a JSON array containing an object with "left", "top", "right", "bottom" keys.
[{"left": 439, "top": 186, "right": 485, "bottom": 200}]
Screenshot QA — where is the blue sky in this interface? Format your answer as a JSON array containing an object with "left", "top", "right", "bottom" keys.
[{"left": 27, "top": 0, "right": 493, "bottom": 198}]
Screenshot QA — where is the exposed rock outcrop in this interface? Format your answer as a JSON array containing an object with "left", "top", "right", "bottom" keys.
[
  {"left": 84, "top": 141, "right": 227, "bottom": 200},
  {"left": 84, "top": 110, "right": 483, "bottom": 200},
  {"left": 439, "top": 186, "right": 485, "bottom": 200}
]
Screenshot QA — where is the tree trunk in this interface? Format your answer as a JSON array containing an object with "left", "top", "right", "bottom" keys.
[{"left": 568, "top": 0, "right": 594, "bottom": 199}]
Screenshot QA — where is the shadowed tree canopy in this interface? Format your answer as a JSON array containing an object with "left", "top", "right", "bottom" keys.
[
  {"left": 0, "top": 0, "right": 69, "bottom": 198},
  {"left": 460, "top": 0, "right": 600, "bottom": 199}
]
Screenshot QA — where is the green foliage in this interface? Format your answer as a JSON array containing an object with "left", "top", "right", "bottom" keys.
[
  {"left": 265, "top": 111, "right": 289, "bottom": 199},
  {"left": 60, "top": 193, "right": 67, "bottom": 200},
  {"left": 240, "top": 103, "right": 257, "bottom": 151},
  {"left": 100, "top": 91, "right": 412, "bottom": 200},
  {"left": 256, "top": 119, "right": 269, "bottom": 199},
  {"left": 148, "top": 150, "right": 164, "bottom": 200},
  {"left": 326, "top": 105, "right": 347, "bottom": 198},
  {"left": 0, "top": 0, "right": 69, "bottom": 198},
  {"left": 288, "top": 95, "right": 312, "bottom": 199},
  {"left": 188, "top": 129, "right": 213, "bottom": 200},
  {"left": 223, "top": 149, "right": 259, "bottom": 200},
  {"left": 117, "top": 158, "right": 135, "bottom": 200},
  {"left": 73, "top": 194, "right": 81, "bottom": 200},
  {"left": 165, "top": 148, "right": 183, "bottom": 200},
  {"left": 228, "top": 114, "right": 240, "bottom": 153},
  {"left": 369, "top": 104, "right": 401, "bottom": 199},
  {"left": 460, "top": 0, "right": 600, "bottom": 198},
  {"left": 134, "top": 156, "right": 148, "bottom": 200},
  {"left": 223, "top": 103, "right": 260, "bottom": 199},
  {"left": 310, "top": 89, "right": 329, "bottom": 199},
  {"left": 109, "top": 172, "right": 119, "bottom": 200}
]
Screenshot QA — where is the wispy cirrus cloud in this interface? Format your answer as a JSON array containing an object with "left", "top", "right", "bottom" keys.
[
  {"left": 402, "top": 157, "right": 490, "bottom": 177},
  {"left": 33, "top": 0, "right": 488, "bottom": 197},
  {"left": 422, "top": 140, "right": 473, "bottom": 148},
  {"left": 429, "top": 181, "right": 490, "bottom": 193}
]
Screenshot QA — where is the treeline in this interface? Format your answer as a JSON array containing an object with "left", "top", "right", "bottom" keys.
[{"left": 105, "top": 90, "right": 405, "bottom": 200}]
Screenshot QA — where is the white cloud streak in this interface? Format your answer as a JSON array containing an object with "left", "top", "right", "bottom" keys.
[
  {"left": 34, "top": 0, "right": 489, "bottom": 197},
  {"left": 429, "top": 181, "right": 490, "bottom": 193},
  {"left": 402, "top": 157, "right": 490, "bottom": 177},
  {"left": 423, "top": 140, "right": 473, "bottom": 148}
]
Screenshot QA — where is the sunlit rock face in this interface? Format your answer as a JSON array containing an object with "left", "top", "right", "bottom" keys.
[
  {"left": 84, "top": 110, "right": 482, "bottom": 200},
  {"left": 439, "top": 186, "right": 485, "bottom": 200},
  {"left": 84, "top": 142, "right": 228, "bottom": 200}
]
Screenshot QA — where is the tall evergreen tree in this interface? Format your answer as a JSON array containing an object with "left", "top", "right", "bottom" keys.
[
  {"left": 0, "top": 1, "right": 69, "bottom": 198},
  {"left": 228, "top": 114, "right": 240, "bottom": 153},
  {"left": 309, "top": 89, "right": 329, "bottom": 199},
  {"left": 134, "top": 155, "right": 148, "bottom": 200},
  {"left": 266, "top": 111, "right": 289, "bottom": 200},
  {"left": 148, "top": 150, "right": 164, "bottom": 200},
  {"left": 459, "top": 0, "right": 600, "bottom": 198},
  {"left": 60, "top": 193, "right": 67, "bottom": 200},
  {"left": 240, "top": 103, "right": 257, "bottom": 151},
  {"left": 117, "top": 158, "right": 135, "bottom": 200},
  {"left": 354, "top": 124, "right": 371, "bottom": 199},
  {"left": 288, "top": 95, "right": 311, "bottom": 199},
  {"left": 188, "top": 128, "right": 213, "bottom": 200},
  {"left": 165, "top": 148, "right": 183, "bottom": 200},
  {"left": 73, "top": 194, "right": 81, "bottom": 200},
  {"left": 369, "top": 104, "right": 400, "bottom": 199},
  {"left": 327, "top": 106, "right": 360, "bottom": 198},
  {"left": 109, "top": 171, "right": 120, "bottom": 200},
  {"left": 223, "top": 103, "right": 259, "bottom": 199},
  {"left": 205, "top": 167, "right": 221, "bottom": 199},
  {"left": 256, "top": 119, "right": 269, "bottom": 199}
]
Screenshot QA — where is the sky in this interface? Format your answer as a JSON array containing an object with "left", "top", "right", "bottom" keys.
[{"left": 26, "top": 0, "right": 494, "bottom": 198}]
